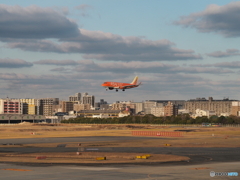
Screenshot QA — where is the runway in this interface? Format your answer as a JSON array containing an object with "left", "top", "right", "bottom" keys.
[
  {"left": 0, "top": 136, "right": 239, "bottom": 179},
  {"left": 0, "top": 162, "right": 239, "bottom": 180}
]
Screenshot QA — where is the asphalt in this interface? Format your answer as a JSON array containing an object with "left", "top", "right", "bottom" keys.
[
  {"left": 0, "top": 136, "right": 239, "bottom": 179},
  {"left": 0, "top": 162, "right": 239, "bottom": 180},
  {"left": 0, "top": 136, "right": 157, "bottom": 144}
]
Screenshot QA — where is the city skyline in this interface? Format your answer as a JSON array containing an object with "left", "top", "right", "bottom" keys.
[{"left": 1, "top": 1, "right": 240, "bottom": 102}]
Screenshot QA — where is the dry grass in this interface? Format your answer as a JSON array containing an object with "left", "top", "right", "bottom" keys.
[
  {"left": 1, "top": 124, "right": 239, "bottom": 164},
  {"left": 1, "top": 124, "right": 240, "bottom": 148}
]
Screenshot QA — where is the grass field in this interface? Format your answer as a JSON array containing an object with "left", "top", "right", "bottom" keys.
[{"left": 0, "top": 123, "right": 239, "bottom": 164}]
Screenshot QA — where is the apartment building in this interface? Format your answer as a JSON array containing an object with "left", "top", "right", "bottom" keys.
[
  {"left": 111, "top": 101, "right": 136, "bottom": 113},
  {"left": 20, "top": 99, "right": 36, "bottom": 114},
  {"left": 185, "top": 97, "right": 235, "bottom": 116},
  {"left": 81, "top": 93, "right": 95, "bottom": 107},
  {"left": 69, "top": 93, "right": 81, "bottom": 102},
  {"left": 151, "top": 106, "right": 164, "bottom": 117},
  {"left": 0, "top": 98, "right": 23, "bottom": 114},
  {"left": 36, "top": 98, "right": 59, "bottom": 116},
  {"left": 231, "top": 101, "right": 240, "bottom": 116},
  {"left": 164, "top": 101, "right": 178, "bottom": 116}
]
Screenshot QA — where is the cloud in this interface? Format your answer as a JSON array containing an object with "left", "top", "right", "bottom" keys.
[
  {"left": 213, "top": 61, "right": 240, "bottom": 69},
  {"left": 190, "top": 61, "right": 240, "bottom": 70},
  {"left": 5, "top": 29, "right": 202, "bottom": 61},
  {"left": 206, "top": 49, "right": 240, "bottom": 58},
  {"left": 32, "top": 59, "right": 233, "bottom": 75},
  {"left": 0, "top": 58, "right": 33, "bottom": 68},
  {"left": 0, "top": 5, "right": 80, "bottom": 39},
  {"left": 174, "top": 2, "right": 240, "bottom": 37},
  {"left": 75, "top": 4, "right": 92, "bottom": 10},
  {"left": 70, "top": 60, "right": 232, "bottom": 74},
  {"left": 0, "top": 5, "right": 202, "bottom": 61},
  {"left": 34, "top": 59, "right": 78, "bottom": 66},
  {"left": 50, "top": 67, "right": 72, "bottom": 73}
]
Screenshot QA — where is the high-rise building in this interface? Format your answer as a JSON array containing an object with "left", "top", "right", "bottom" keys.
[
  {"left": 81, "top": 93, "right": 95, "bottom": 107},
  {"left": 147, "top": 100, "right": 185, "bottom": 109},
  {"left": 185, "top": 97, "right": 235, "bottom": 116},
  {"left": 0, "top": 98, "right": 23, "bottom": 114},
  {"left": 74, "top": 103, "right": 91, "bottom": 111},
  {"left": 94, "top": 99, "right": 108, "bottom": 109},
  {"left": 164, "top": 101, "right": 178, "bottom": 116},
  {"left": 61, "top": 101, "right": 74, "bottom": 113},
  {"left": 36, "top": 98, "right": 59, "bottom": 116},
  {"left": 131, "top": 102, "right": 144, "bottom": 114},
  {"left": 69, "top": 93, "right": 81, "bottom": 102},
  {"left": 143, "top": 101, "right": 163, "bottom": 114},
  {"left": 20, "top": 99, "right": 36, "bottom": 114},
  {"left": 151, "top": 106, "right": 164, "bottom": 117}
]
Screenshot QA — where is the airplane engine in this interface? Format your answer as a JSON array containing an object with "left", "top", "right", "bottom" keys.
[{"left": 108, "top": 87, "right": 114, "bottom": 90}]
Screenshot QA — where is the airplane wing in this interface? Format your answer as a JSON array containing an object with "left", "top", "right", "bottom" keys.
[
  {"left": 122, "top": 82, "right": 141, "bottom": 88},
  {"left": 122, "top": 84, "right": 137, "bottom": 88}
]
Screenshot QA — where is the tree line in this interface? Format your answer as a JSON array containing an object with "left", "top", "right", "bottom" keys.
[{"left": 61, "top": 114, "right": 240, "bottom": 124}]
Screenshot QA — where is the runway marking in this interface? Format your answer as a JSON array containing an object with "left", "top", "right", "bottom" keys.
[
  {"left": 63, "top": 167, "right": 120, "bottom": 171},
  {"left": 190, "top": 167, "right": 211, "bottom": 170},
  {"left": 2, "top": 168, "right": 32, "bottom": 171}
]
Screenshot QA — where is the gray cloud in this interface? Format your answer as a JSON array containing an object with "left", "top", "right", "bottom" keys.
[
  {"left": 174, "top": 2, "right": 240, "bottom": 37},
  {"left": 71, "top": 60, "right": 232, "bottom": 74},
  {"left": 34, "top": 59, "right": 78, "bottom": 66},
  {"left": 50, "top": 67, "right": 72, "bottom": 73},
  {"left": 0, "top": 5, "right": 202, "bottom": 61},
  {"left": 0, "top": 70, "right": 239, "bottom": 102},
  {"left": 206, "top": 49, "right": 240, "bottom": 58},
  {"left": 213, "top": 61, "right": 240, "bottom": 69},
  {"left": 5, "top": 29, "right": 202, "bottom": 61},
  {"left": 0, "top": 58, "right": 33, "bottom": 68},
  {"left": 0, "top": 5, "right": 80, "bottom": 39},
  {"left": 190, "top": 61, "right": 240, "bottom": 69}
]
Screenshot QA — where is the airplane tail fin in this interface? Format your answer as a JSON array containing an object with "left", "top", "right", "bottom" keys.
[{"left": 131, "top": 76, "right": 138, "bottom": 85}]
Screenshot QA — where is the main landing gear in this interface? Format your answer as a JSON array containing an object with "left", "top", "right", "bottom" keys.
[{"left": 116, "top": 89, "right": 118, "bottom": 92}]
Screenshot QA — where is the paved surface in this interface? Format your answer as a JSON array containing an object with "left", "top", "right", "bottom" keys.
[
  {"left": 0, "top": 136, "right": 240, "bottom": 179},
  {"left": 0, "top": 162, "right": 239, "bottom": 180},
  {"left": 0, "top": 136, "right": 158, "bottom": 144}
]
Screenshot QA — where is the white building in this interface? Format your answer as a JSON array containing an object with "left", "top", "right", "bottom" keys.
[
  {"left": 178, "top": 109, "right": 190, "bottom": 114},
  {"left": 194, "top": 109, "right": 216, "bottom": 118},
  {"left": 151, "top": 106, "right": 164, "bottom": 117},
  {"left": 118, "top": 110, "right": 131, "bottom": 117},
  {"left": 92, "top": 114, "right": 109, "bottom": 118}
]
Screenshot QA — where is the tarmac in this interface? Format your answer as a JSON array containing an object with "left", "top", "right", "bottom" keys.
[{"left": 0, "top": 136, "right": 239, "bottom": 179}]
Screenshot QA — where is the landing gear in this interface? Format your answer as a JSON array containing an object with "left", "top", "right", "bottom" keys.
[
  {"left": 116, "top": 89, "right": 118, "bottom": 92},
  {"left": 122, "top": 89, "right": 125, "bottom": 91},
  {"left": 106, "top": 88, "right": 108, "bottom": 91}
]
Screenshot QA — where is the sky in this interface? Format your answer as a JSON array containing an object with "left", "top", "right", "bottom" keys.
[{"left": 1, "top": 0, "right": 240, "bottom": 103}]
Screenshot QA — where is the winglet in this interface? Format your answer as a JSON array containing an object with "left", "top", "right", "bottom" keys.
[{"left": 131, "top": 76, "right": 138, "bottom": 85}]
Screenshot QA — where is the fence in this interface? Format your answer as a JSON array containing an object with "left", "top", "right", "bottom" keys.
[{"left": 132, "top": 131, "right": 183, "bottom": 137}]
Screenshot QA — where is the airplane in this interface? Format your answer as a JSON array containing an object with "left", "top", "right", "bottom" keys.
[{"left": 101, "top": 76, "right": 141, "bottom": 92}]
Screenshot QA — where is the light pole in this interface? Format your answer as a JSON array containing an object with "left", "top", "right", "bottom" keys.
[{"left": 8, "top": 115, "right": 12, "bottom": 124}]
